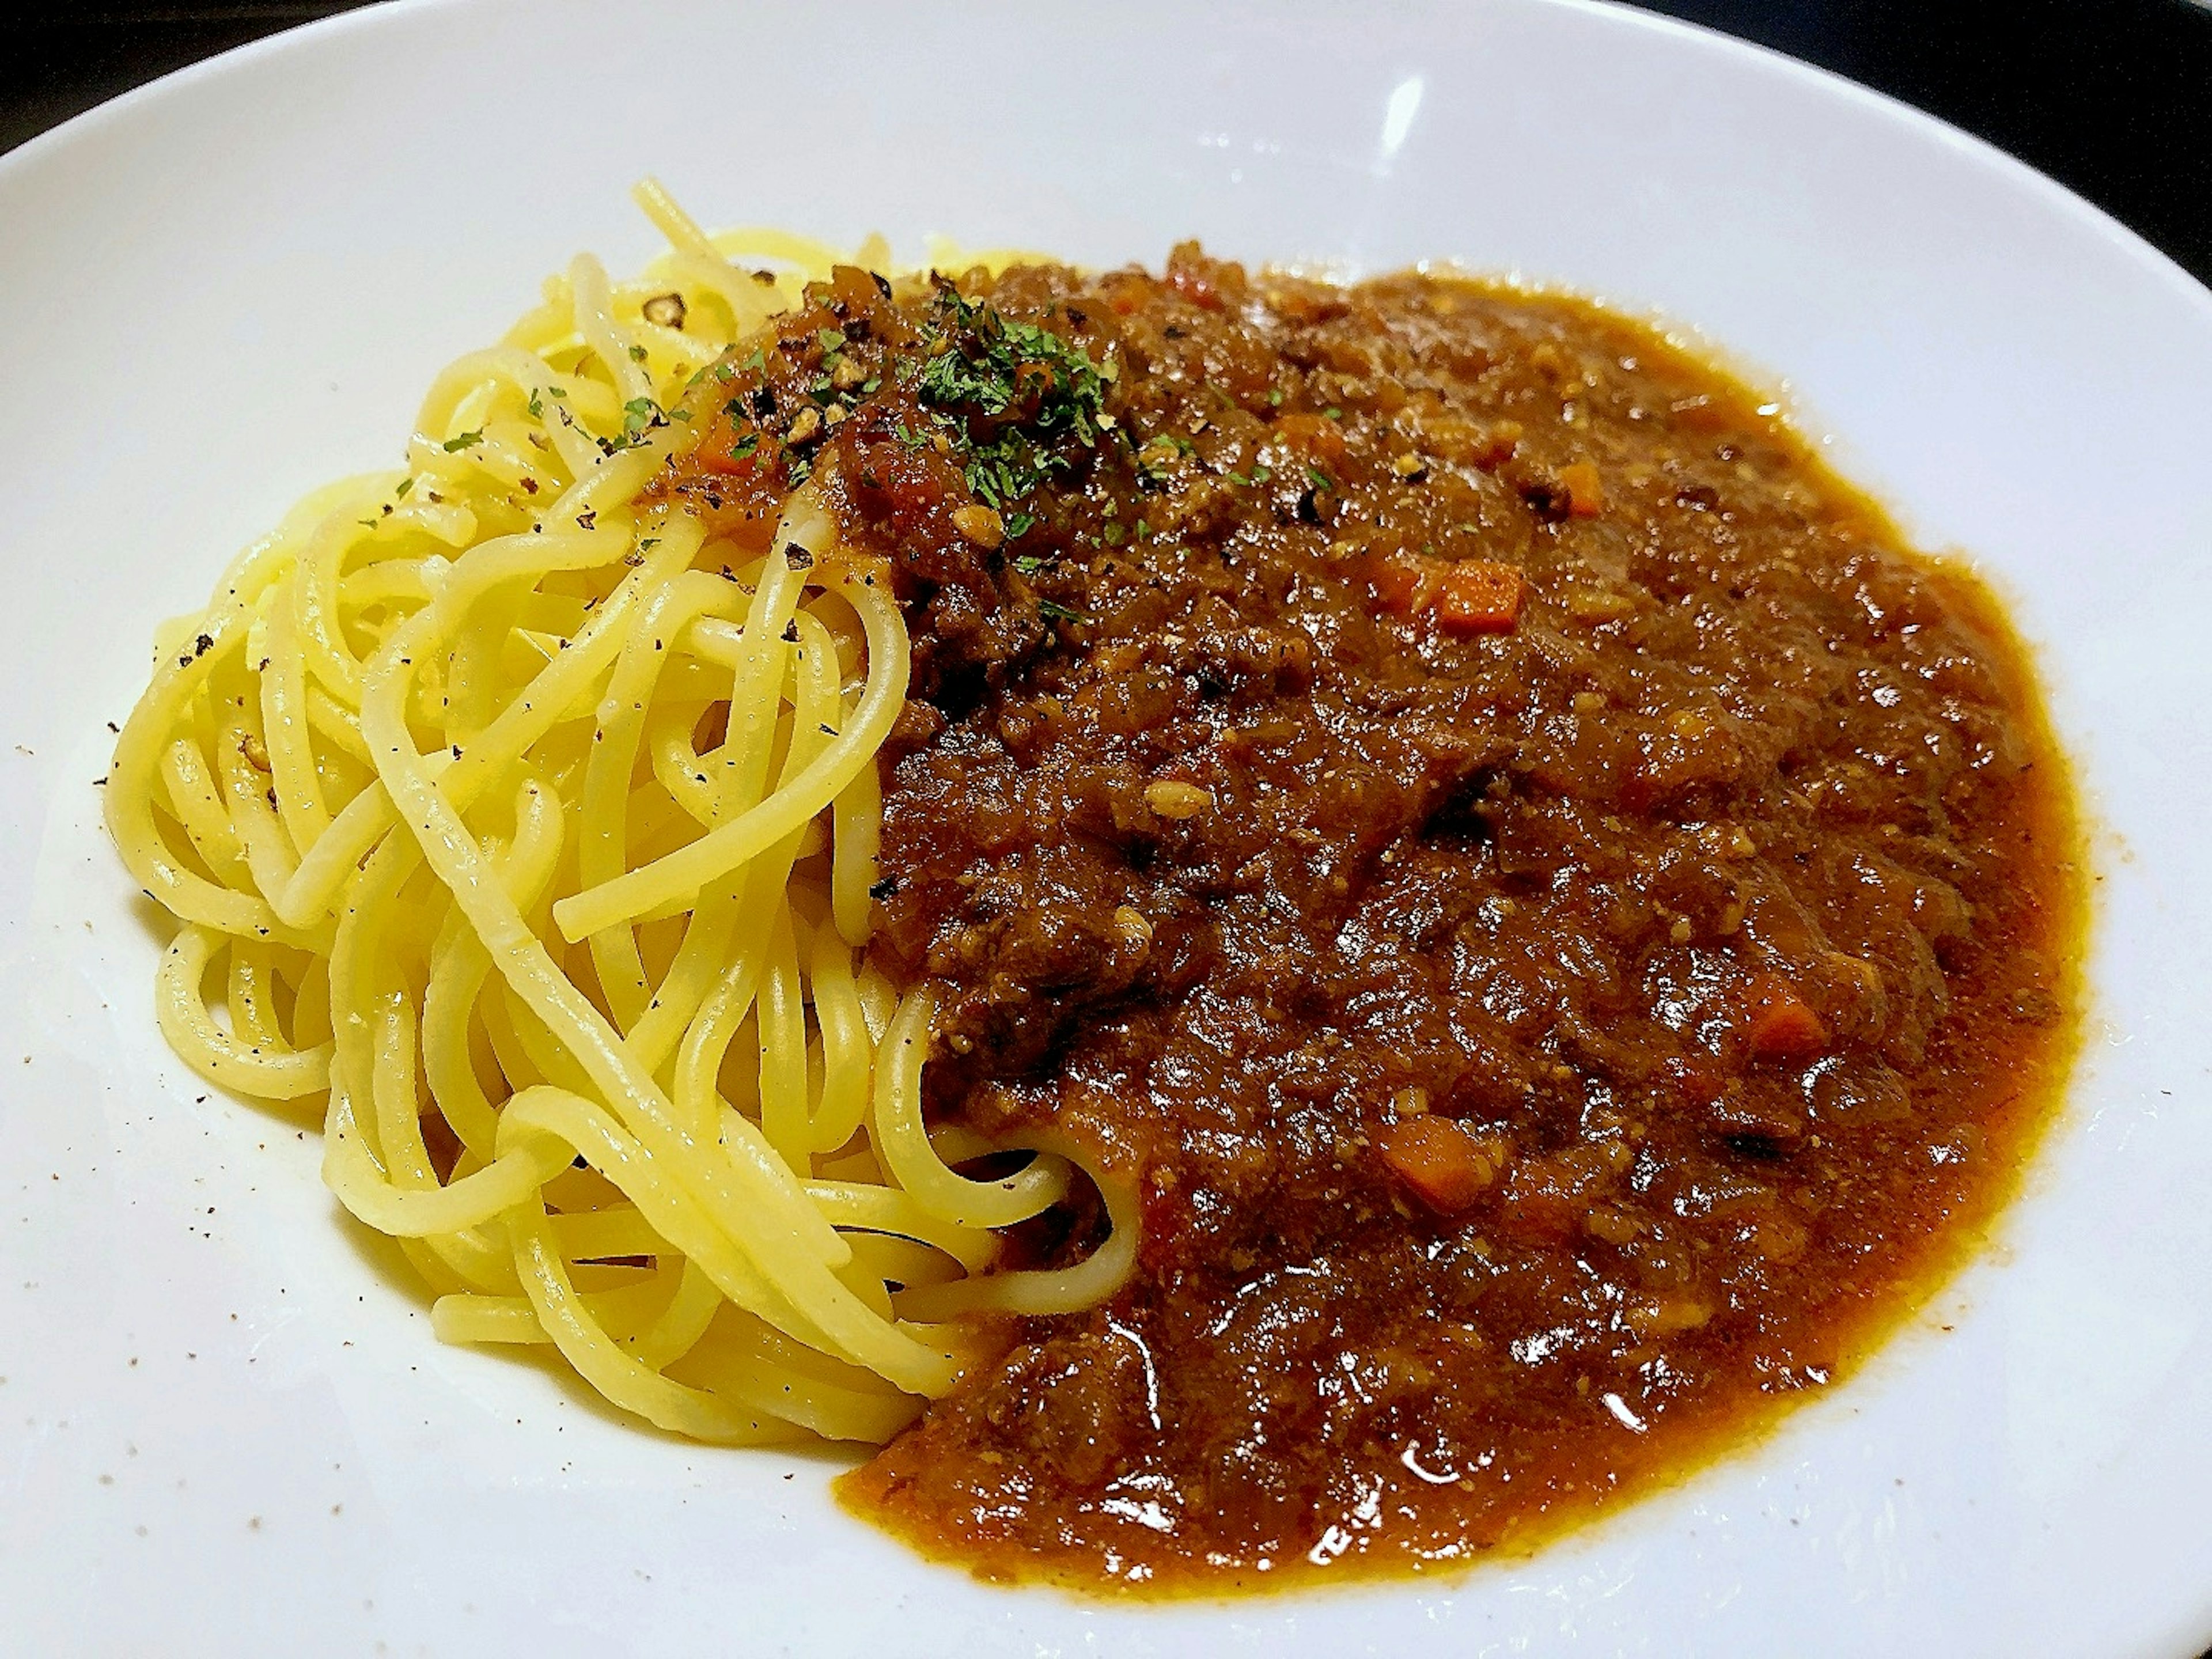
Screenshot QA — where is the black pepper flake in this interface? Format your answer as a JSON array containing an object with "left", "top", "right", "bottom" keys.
[
  {"left": 868, "top": 877, "right": 898, "bottom": 900},
  {"left": 785, "top": 546, "right": 814, "bottom": 570},
  {"left": 575, "top": 510, "right": 597, "bottom": 529},
  {"left": 781, "top": 621, "right": 801, "bottom": 643}
]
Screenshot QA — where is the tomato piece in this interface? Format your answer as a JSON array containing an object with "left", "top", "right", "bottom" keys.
[
  {"left": 1362, "top": 550, "right": 1446, "bottom": 616},
  {"left": 1746, "top": 975, "right": 1829, "bottom": 1060},
  {"left": 1273, "top": 411, "right": 1347, "bottom": 467}
]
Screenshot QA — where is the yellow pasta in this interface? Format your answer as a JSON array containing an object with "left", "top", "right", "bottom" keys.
[{"left": 104, "top": 181, "right": 1135, "bottom": 1446}]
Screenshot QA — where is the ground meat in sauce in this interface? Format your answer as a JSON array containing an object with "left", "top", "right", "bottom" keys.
[{"left": 652, "top": 245, "right": 2082, "bottom": 1590}]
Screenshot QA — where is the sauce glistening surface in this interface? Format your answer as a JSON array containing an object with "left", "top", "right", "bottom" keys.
[{"left": 656, "top": 247, "right": 2083, "bottom": 1590}]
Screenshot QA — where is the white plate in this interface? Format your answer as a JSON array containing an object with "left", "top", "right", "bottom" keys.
[{"left": 3, "top": 2, "right": 2209, "bottom": 1653}]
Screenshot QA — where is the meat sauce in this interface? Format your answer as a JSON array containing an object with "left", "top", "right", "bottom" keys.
[{"left": 650, "top": 247, "right": 2084, "bottom": 1590}]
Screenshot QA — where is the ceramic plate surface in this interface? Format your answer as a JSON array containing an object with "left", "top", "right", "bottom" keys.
[{"left": 2, "top": 2, "right": 2209, "bottom": 1653}]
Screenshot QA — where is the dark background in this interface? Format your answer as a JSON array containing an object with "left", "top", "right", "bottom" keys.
[{"left": 3, "top": 1, "right": 2209, "bottom": 287}]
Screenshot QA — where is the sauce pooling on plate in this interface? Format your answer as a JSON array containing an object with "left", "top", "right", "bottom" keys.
[{"left": 659, "top": 245, "right": 2083, "bottom": 1590}]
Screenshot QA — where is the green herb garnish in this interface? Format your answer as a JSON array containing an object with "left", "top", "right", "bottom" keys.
[{"left": 909, "top": 280, "right": 1112, "bottom": 512}]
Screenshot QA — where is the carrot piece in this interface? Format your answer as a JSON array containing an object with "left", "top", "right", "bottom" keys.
[
  {"left": 1377, "top": 1116, "right": 1498, "bottom": 1214},
  {"left": 1557, "top": 460, "right": 1605, "bottom": 518},
  {"left": 1168, "top": 264, "right": 1225, "bottom": 311},
  {"left": 1434, "top": 559, "right": 1527, "bottom": 635},
  {"left": 1363, "top": 550, "right": 1446, "bottom": 616},
  {"left": 1746, "top": 975, "right": 1829, "bottom": 1060}
]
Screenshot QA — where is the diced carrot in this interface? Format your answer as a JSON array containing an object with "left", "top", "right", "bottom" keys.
[
  {"left": 1746, "top": 975, "right": 1829, "bottom": 1060},
  {"left": 1434, "top": 559, "right": 1527, "bottom": 635},
  {"left": 1272, "top": 411, "right": 1347, "bottom": 466},
  {"left": 1363, "top": 550, "right": 1446, "bottom": 616},
  {"left": 1377, "top": 1116, "right": 1498, "bottom": 1214},
  {"left": 1557, "top": 460, "right": 1605, "bottom": 518}
]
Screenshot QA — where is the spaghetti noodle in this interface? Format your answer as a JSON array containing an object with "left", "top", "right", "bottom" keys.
[{"left": 105, "top": 180, "right": 1133, "bottom": 1445}]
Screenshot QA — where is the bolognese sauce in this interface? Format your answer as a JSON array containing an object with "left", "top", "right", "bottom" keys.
[{"left": 654, "top": 245, "right": 2082, "bottom": 1589}]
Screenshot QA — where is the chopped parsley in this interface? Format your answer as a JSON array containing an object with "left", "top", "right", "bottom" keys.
[
  {"left": 1037, "top": 597, "right": 1091, "bottom": 624},
  {"left": 627, "top": 344, "right": 649, "bottom": 362},
  {"left": 441, "top": 429, "right": 484, "bottom": 453},
  {"left": 907, "top": 279, "right": 1113, "bottom": 513}
]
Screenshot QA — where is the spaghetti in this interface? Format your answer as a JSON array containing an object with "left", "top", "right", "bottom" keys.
[{"left": 105, "top": 180, "right": 1133, "bottom": 1445}]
